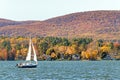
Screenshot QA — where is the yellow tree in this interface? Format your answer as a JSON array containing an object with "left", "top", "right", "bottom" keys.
[
  {"left": 15, "top": 50, "right": 21, "bottom": 60},
  {"left": 21, "top": 48, "right": 28, "bottom": 59},
  {"left": 65, "top": 46, "right": 76, "bottom": 55},
  {"left": 100, "top": 45, "right": 110, "bottom": 53},
  {"left": 51, "top": 52, "right": 57, "bottom": 59},
  {"left": 81, "top": 51, "right": 86, "bottom": 60},
  {"left": 58, "top": 46, "right": 67, "bottom": 54}
]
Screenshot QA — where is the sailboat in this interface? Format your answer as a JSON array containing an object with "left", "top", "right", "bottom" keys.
[{"left": 16, "top": 39, "right": 38, "bottom": 68}]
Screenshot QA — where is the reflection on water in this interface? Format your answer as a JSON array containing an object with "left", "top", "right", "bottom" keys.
[{"left": 0, "top": 61, "right": 119, "bottom": 80}]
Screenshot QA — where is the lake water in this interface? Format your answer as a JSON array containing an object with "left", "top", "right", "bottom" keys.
[{"left": 0, "top": 61, "right": 120, "bottom": 80}]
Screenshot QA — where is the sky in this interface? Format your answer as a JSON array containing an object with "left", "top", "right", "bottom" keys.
[{"left": 0, "top": 0, "right": 120, "bottom": 21}]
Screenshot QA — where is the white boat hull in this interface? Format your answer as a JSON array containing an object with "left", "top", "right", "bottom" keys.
[{"left": 17, "top": 63, "right": 37, "bottom": 68}]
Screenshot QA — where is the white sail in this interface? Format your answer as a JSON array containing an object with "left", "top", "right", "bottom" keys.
[
  {"left": 26, "top": 39, "right": 32, "bottom": 61},
  {"left": 32, "top": 42, "right": 37, "bottom": 62}
]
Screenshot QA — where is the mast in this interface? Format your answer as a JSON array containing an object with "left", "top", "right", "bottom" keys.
[{"left": 26, "top": 39, "right": 32, "bottom": 61}]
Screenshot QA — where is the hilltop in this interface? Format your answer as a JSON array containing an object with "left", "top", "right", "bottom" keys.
[{"left": 0, "top": 10, "right": 120, "bottom": 40}]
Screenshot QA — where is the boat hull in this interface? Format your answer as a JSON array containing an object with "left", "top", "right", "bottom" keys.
[
  {"left": 18, "top": 65, "right": 37, "bottom": 68},
  {"left": 16, "top": 63, "right": 37, "bottom": 68}
]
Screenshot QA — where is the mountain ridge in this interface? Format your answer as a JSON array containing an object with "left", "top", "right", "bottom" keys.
[{"left": 0, "top": 10, "right": 120, "bottom": 40}]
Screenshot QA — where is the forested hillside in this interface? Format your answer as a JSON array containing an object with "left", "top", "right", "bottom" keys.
[{"left": 0, "top": 10, "right": 120, "bottom": 39}]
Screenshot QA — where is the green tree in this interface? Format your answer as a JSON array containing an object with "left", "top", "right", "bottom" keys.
[
  {"left": 1, "top": 40, "right": 11, "bottom": 52},
  {"left": 38, "top": 41, "right": 49, "bottom": 54},
  {"left": 61, "top": 38, "right": 70, "bottom": 46}
]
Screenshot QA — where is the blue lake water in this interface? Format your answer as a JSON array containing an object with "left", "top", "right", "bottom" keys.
[{"left": 0, "top": 61, "right": 120, "bottom": 80}]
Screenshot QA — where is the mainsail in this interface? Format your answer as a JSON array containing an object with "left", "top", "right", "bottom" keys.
[{"left": 26, "top": 39, "right": 32, "bottom": 61}]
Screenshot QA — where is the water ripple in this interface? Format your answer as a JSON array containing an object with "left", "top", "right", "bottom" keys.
[{"left": 0, "top": 61, "right": 120, "bottom": 80}]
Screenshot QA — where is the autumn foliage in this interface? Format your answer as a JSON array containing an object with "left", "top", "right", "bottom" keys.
[
  {"left": 0, "top": 11, "right": 120, "bottom": 40},
  {"left": 0, "top": 36, "right": 119, "bottom": 61}
]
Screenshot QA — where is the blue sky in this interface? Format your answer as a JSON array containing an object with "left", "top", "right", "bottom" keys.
[{"left": 0, "top": 0, "right": 120, "bottom": 21}]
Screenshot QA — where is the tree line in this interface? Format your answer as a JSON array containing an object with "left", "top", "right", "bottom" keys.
[{"left": 0, "top": 36, "right": 120, "bottom": 61}]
